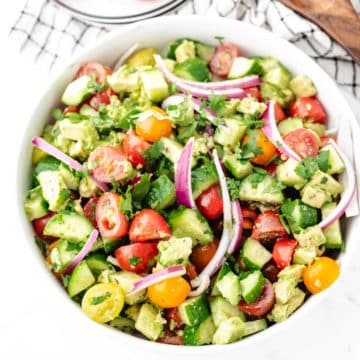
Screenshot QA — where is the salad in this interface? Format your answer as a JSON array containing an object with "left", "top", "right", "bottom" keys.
[{"left": 24, "top": 38, "right": 355, "bottom": 346}]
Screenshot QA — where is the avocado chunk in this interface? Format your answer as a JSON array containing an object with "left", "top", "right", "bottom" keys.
[
  {"left": 195, "top": 42, "right": 214, "bottom": 63},
  {"left": 260, "top": 82, "right": 294, "bottom": 108},
  {"left": 224, "top": 155, "right": 252, "bottom": 180},
  {"left": 273, "top": 278, "right": 298, "bottom": 305},
  {"left": 107, "top": 65, "right": 140, "bottom": 93},
  {"left": 140, "top": 69, "right": 169, "bottom": 102},
  {"left": 303, "top": 122, "right": 326, "bottom": 136},
  {"left": 277, "top": 118, "right": 303, "bottom": 137},
  {"left": 294, "top": 225, "right": 326, "bottom": 248},
  {"left": 24, "top": 186, "right": 49, "bottom": 221},
  {"left": 79, "top": 176, "right": 100, "bottom": 198},
  {"left": 157, "top": 236, "right": 192, "bottom": 267},
  {"left": 146, "top": 175, "right": 175, "bottom": 211},
  {"left": 127, "top": 48, "right": 157, "bottom": 68},
  {"left": 293, "top": 246, "right": 317, "bottom": 265},
  {"left": 212, "top": 317, "right": 245, "bottom": 345},
  {"left": 237, "top": 96, "right": 267, "bottom": 116},
  {"left": 191, "top": 161, "right": 218, "bottom": 199},
  {"left": 263, "top": 64, "right": 291, "bottom": 89},
  {"left": 135, "top": 303, "right": 164, "bottom": 341},
  {"left": 62, "top": 75, "right": 94, "bottom": 106},
  {"left": 58, "top": 163, "right": 79, "bottom": 190},
  {"left": 109, "top": 316, "right": 135, "bottom": 334},
  {"left": 184, "top": 316, "right": 216, "bottom": 346},
  {"left": 278, "top": 264, "right": 305, "bottom": 282},
  {"left": 257, "top": 56, "right": 279, "bottom": 73},
  {"left": 321, "top": 202, "right": 343, "bottom": 249},
  {"left": 32, "top": 155, "right": 61, "bottom": 187},
  {"left": 228, "top": 57, "right": 262, "bottom": 79},
  {"left": 214, "top": 118, "right": 247, "bottom": 149},
  {"left": 276, "top": 158, "right": 307, "bottom": 190},
  {"left": 164, "top": 95, "right": 194, "bottom": 126},
  {"left": 174, "top": 39, "right": 196, "bottom": 63},
  {"left": 174, "top": 58, "right": 211, "bottom": 82},
  {"left": 289, "top": 74, "right": 317, "bottom": 97}
]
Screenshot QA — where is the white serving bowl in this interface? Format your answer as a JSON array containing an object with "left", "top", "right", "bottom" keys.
[{"left": 17, "top": 15, "right": 360, "bottom": 353}]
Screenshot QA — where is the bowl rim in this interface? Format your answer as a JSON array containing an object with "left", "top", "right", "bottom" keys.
[{"left": 16, "top": 14, "right": 360, "bottom": 353}]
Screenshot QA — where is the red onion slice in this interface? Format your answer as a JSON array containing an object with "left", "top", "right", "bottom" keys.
[
  {"left": 261, "top": 101, "right": 301, "bottom": 161},
  {"left": 227, "top": 200, "right": 244, "bottom": 255},
  {"left": 175, "top": 137, "right": 196, "bottom": 208},
  {"left": 63, "top": 229, "right": 99, "bottom": 275},
  {"left": 113, "top": 43, "right": 139, "bottom": 71},
  {"left": 128, "top": 265, "right": 186, "bottom": 295}
]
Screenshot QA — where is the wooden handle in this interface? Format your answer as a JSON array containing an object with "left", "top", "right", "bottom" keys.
[{"left": 279, "top": 0, "right": 360, "bottom": 63}]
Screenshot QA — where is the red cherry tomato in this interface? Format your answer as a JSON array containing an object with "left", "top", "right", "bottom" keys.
[
  {"left": 284, "top": 128, "right": 319, "bottom": 158},
  {"left": 87, "top": 88, "right": 115, "bottom": 110},
  {"left": 265, "top": 163, "right": 277, "bottom": 177},
  {"left": 122, "top": 132, "right": 151, "bottom": 167},
  {"left": 129, "top": 209, "right": 171, "bottom": 242},
  {"left": 274, "top": 102, "right": 286, "bottom": 122},
  {"left": 165, "top": 307, "right": 183, "bottom": 328},
  {"left": 83, "top": 197, "right": 99, "bottom": 227},
  {"left": 289, "top": 96, "right": 326, "bottom": 123},
  {"left": 244, "top": 87, "right": 262, "bottom": 101},
  {"left": 88, "top": 146, "right": 132, "bottom": 183},
  {"left": 74, "top": 62, "right": 112, "bottom": 84},
  {"left": 63, "top": 105, "right": 80, "bottom": 114},
  {"left": 96, "top": 192, "right": 128, "bottom": 239},
  {"left": 186, "top": 262, "right": 198, "bottom": 280},
  {"left": 195, "top": 184, "right": 223, "bottom": 220},
  {"left": 33, "top": 212, "right": 57, "bottom": 243},
  {"left": 238, "top": 281, "right": 275, "bottom": 318},
  {"left": 115, "top": 242, "right": 158, "bottom": 274},
  {"left": 272, "top": 239, "right": 298, "bottom": 269},
  {"left": 252, "top": 210, "right": 288, "bottom": 243},
  {"left": 209, "top": 43, "right": 240, "bottom": 77},
  {"left": 191, "top": 239, "right": 219, "bottom": 272},
  {"left": 241, "top": 207, "right": 258, "bottom": 230}
]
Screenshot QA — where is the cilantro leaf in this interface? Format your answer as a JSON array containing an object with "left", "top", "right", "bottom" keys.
[
  {"left": 129, "top": 256, "right": 142, "bottom": 266},
  {"left": 207, "top": 94, "right": 226, "bottom": 116},
  {"left": 120, "top": 191, "right": 133, "bottom": 220},
  {"left": 295, "top": 157, "right": 318, "bottom": 180},
  {"left": 91, "top": 292, "right": 111, "bottom": 305},
  {"left": 226, "top": 178, "right": 241, "bottom": 200},
  {"left": 317, "top": 150, "right": 330, "bottom": 172},
  {"left": 241, "top": 130, "right": 263, "bottom": 160},
  {"left": 248, "top": 173, "right": 266, "bottom": 188},
  {"left": 52, "top": 108, "right": 64, "bottom": 121},
  {"left": 143, "top": 141, "right": 164, "bottom": 168}
]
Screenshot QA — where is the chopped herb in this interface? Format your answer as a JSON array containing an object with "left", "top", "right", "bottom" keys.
[
  {"left": 264, "top": 180, "right": 285, "bottom": 194},
  {"left": 52, "top": 108, "right": 64, "bottom": 121},
  {"left": 129, "top": 256, "right": 142, "bottom": 266},
  {"left": 248, "top": 173, "right": 266, "bottom": 188},
  {"left": 143, "top": 141, "right": 164, "bottom": 168},
  {"left": 276, "top": 140, "right": 283, "bottom": 148},
  {"left": 132, "top": 174, "right": 151, "bottom": 201},
  {"left": 241, "top": 130, "right": 263, "bottom": 160},
  {"left": 253, "top": 166, "right": 267, "bottom": 175},
  {"left": 207, "top": 94, "right": 226, "bottom": 116},
  {"left": 320, "top": 176, "right": 328, "bottom": 184},
  {"left": 62, "top": 275, "right": 70, "bottom": 288},
  {"left": 226, "top": 178, "right": 241, "bottom": 200},
  {"left": 120, "top": 191, "right": 133, "bottom": 219},
  {"left": 317, "top": 150, "right": 330, "bottom": 172},
  {"left": 177, "top": 122, "right": 197, "bottom": 143},
  {"left": 66, "top": 241, "right": 84, "bottom": 252},
  {"left": 91, "top": 292, "right": 111, "bottom": 305},
  {"left": 66, "top": 112, "right": 88, "bottom": 122},
  {"left": 295, "top": 157, "right": 318, "bottom": 180}
]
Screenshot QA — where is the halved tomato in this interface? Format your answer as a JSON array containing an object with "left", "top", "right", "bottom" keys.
[
  {"left": 289, "top": 96, "right": 326, "bottom": 123},
  {"left": 191, "top": 239, "right": 219, "bottom": 272},
  {"left": 87, "top": 88, "right": 115, "bottom": 110},
  {"left": 272, "top": 239, "right": 297, "bottom": 269},
  {"left": 122, "top": 132, "right": 151, "bottom": 167},
  {"left": 244, "top": 87, "right": 261, "bottom": 101},
  {"left": 209, "top": 43, "right": 240, "bottom": 77},
  {"left": 195, "top": 184, "right": 223, "bottom": 220},
  {"left": 83, "top": 197, "right": 99, "bottom": 227},
  {"left": 33, "top": 212, "right": 57, "bottom": 243},
  {"left": 74, "top": 62, "right": 112, "bottom": 84},
  {"left": 274, "top": 102, "right": 286, "bottom": 122},
  {"left": 284, "top": 128, "right": 319, "bottom": 158},
  {"left": 241, "top": 207, "right": 258, "bottom": 230}
]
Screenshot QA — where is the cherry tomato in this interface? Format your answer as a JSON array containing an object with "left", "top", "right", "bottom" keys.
[
  {"left": 263, "top": 260, "right": 281, "bottom": 283},
  {"left": 209, "top": 43, "right": 240, "bottom": 77},
  {"left": 74, "top": 62, "right": 112, "bottom": 84},
  {"left": 83, "top": 197, "right": 99, "bottom": 227},
  {"left": 191, "top": 239, "right": 219, "bottom": 272},
  {"left": 265, "top": 163, "right": 277, "bottom": 177},
  {"left": 135, "top": 106, "right": 173, "bottom": 142},
  {"left": 122, "top": 132, "right": 151, "bottom": 167},
  {"left": 195, "top": 184, "right": 223, "bottom": 220},
  {"left": 284, "top": 128, "right": 319, "bottom": 158},
  {"left": 244, "top": 87, "right": 261, "bottom": 101},
  {"left": 64, "top": 105, "right": 80, "bottom": 114},
  {"left": 115, "top": 242, "right": 159, "bottom": 274},
  {"left": 147, "top": 276, "right": 191, "bottom": 308},
  {"left": 242, "top": 129, "right": 277, "bottom": 166},
  {"left": 242, "top": 208, "right": 258, "bottom": 230},
  {"left": 87, "top": 88, "right": 115, "bottom": 110},
  {"left": 252, "top": 211, "right": 288, "bottom": 244},
  {"left": 238, "top": 281, "right": 275, "bottom": 318},
  {"left": 289, "top": 96, "right": 327, "bottom": 123},
  {"left": 274, "top": 102, "right": 286, "bottom": 122},
  {"left": 186, "top": 262, "right": 198, "bottom": 280},
  {"left": 272, "top": 239, "right": 298, "bottom": 269},
  {"left": 165, "top": 307, "right": 183, "bottom": 328},
  {"left": 303, "top": 257, "right": 340, "bottom": 294},
  {"left": 96, "top": 192, "right": 128, "bottom": 239},
  {"left": 33, "top": 212, "right": 57, "bottom": 243},
  {"left": 129, "top": 209, "right": 171, "bottom": 242},
  {"left": 88, "top": 146, "right": 132, "bottom": 183}
]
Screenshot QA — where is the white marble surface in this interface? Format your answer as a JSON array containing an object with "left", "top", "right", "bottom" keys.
[{"left": 1, "top": 5, "right": 360, "bottom": 360}]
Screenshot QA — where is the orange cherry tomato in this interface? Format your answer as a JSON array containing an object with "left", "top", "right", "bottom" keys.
[
  {"left": 135, "top": 106, "right": 172, "bottom": 142},
  {"left": 191, "top": 239, "right": 219, "bottom": 272},
  {"left": 147, "top": 276, "right": 191, "bottom": 308},
  {"left": 242, "top": 129, "right": 277, "bottom": 166},
  {"left": 303, "top": 257, "right": 340, "bottom": 294}
]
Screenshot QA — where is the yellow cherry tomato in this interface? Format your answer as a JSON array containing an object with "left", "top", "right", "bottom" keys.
[
  {"left": 135, "top": 106, "right": 172, "bottom": 142},
  {"left": 82, "top": 283, "right": 125, "bottom": 323},
  {"left": 242, "top": 129, "right": 277, "bottom": 166},
  {"left": 303, "top": 257, "right": 340, "bottom": 294},
  {"left": 147, "top": 276, "right": 191, "bottom": 308}
]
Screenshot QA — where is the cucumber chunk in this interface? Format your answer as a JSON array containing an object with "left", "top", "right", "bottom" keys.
[
  {"left": 211, "top": 262, "right": 232, "bottom": 296},
  {"left": 68, "top": 260, "right": 96, "bottom": 297},
  {"left": 217, "top": 271, "right": 242, "bottom": 306},
  {"left": 195, "top": 42, "right": 214, "bottom": 63},
  {"left": 228, "top": 57, "right": 262, "bottom": 79},
  {"left": 86, "top": 253, "right": 114, "bottom": 279},
  {"left": 320, "top": 144, "right": 345, "bottom": 175},
  {"left": 191, "top": 162, "right": 218, "bottom": 199},
  {"left": 24, "top": 186, "right": 48, "bottom": 221},
  {"left": 135, "top": 303, "right": 164, "bottom": 341},
  {"left": 242, "top": 319, "right": 268, "bottom": 337},
  {"left": 214, "top": 118, "right": 247, "bottom": 149},
  {"left": 174, "top": 58, "right": 211, "bottom": 82},
  {"left": 140, "top": 69, "right": 169, "bottom": 102},
  {"left": 160, "top": 137, "right": 184, "bottom": 164},
  {"left": 223, "top": 155, "right": 252, "bottom": 180},
  {"left": 210, "top": 296, "right": 245, "bottom": 327},
  {"left": 263, "top": 65, "right": 291, "bottom": 89},
  {"left": 321, "top": 202, "right": 343, "bottom": 249},
  {"left": 277, "top": 118, "right": 303, "bottom": 137},
  {"left": 146, "top": 174, "right": 175, "bottom": 211},
  {"left": 62, "top": 75, "right": 93, "bottom": 106},
  {"left": 178, "top": 296, "right": 210, "bottom": 326},
  {"left": 241, "top": 237, "right": 272, "bottom": 269},
  {"left": 109, "top": 316, "right": 135, "bottom": 334},
  {"left": 184, "top": 316, "right": 216, "bottom": 346},
  {"left": 239, "top": 270, "right": 266, "bottom": 304},
  {"left": 212, "top": 317, "right": 245, "bottom": 345}
]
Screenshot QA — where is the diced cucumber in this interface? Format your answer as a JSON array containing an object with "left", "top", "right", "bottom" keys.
[
  {"left": 146, "top": 174, "right": 175, "bottom": 211},
  {"left": 68, "top": 260, "right": 96, "bottom": 297},
  {"left": 109, "top": 316, "right": 135, "bottom": 334},
  {"left": 44, "top": 211, "right": 94, "bottom": 242},
  {"left": 289, "top": 75, "right": 317, "bottom": 97},
  {"left": 168, "top": 208, "right": 213, "bottom": 245},
  {"left": 125, "top": 304, "right": 141, "bottom": 322},
  {"left": 277, "top": 118, "right": 303, "bottom": 137},
  {"left": 102, "top": 237, "right": 123, "bottom": 254},
  {"left": 49, "top": 239, "right": 83, "bottom": 273},
  {"left": 58, "top": 163, "right": 79, "bottom": 190},
  {"left": 304, "top": 122, "right": 326, "bottom": 137},
  {"left": 214, "top": 118, "right": 247, "bottom": 149},
  {"left": 178, "top": 296, "right": 210, "bottom": 326},
  {"left": 24, "top": 186, "right": 48, "bottom": 221},
  {"left": 191, "top": 162, "right": 218, "bottom": 199},
  {"left": 210, "top": 296, "right": 245, "bottom": 327},
  {"left": 140, "top": 69, "right": 169, "bottom": 102},
  {"left": 211, "top": 262, "right": 232, "bottom": 296},
  {"left": 217, "top": 271, "right": 242, "bottom": 306},
  {"left": 174, "top": 58, "right": 211, "bottom": 82},
  {"left": 242, "top": 237, "right": 272, "bottom": 269},
  {"left": 212, "top": 317, "right": 245, "bottom": 345},
  {"left": 160, "top": 137, "right": 184, "bottom": 164},
  {"left": 62, "top": 75, "right": 93, "bottom": 106},
  {"left": 135, "top": 303, "right": 164, "bottom": 341},
  {"left": 32, "top": 156, "right": 60, "bottom": 187},
  {"left": 276, "top": 158, "right": 307, "bottom": 190},
  {"left": 184, "top": 316, "right": 216, "bottom": 346},
  {"left": 85, "top": 253, "right": 114, "bottom": 279},
  {"left": 257, "top": 57, "right": 279, "bottom": 73},
  {"left": 242, "top": 319, "right": 268, "bottom": 337},
  {"left": 195, "top": 42, "right": 214, "bottom": 63},
  {"left": 321, "top": 202, "right": 343, "bottom": 249},
  {"left": 223, "top": 155, "right": 252, "bottom": 180},
  {"left": 228, "top": 57, "right": 262, "bottom": 79},
  {"left": 320, "top": 144, "right": 345, "bottom": 175},
  {"left": 239, "top": 270, "right": 265, "bottom": 304},
  {"left": 263, "top": 65, "right": 291, "bottom": 89}
]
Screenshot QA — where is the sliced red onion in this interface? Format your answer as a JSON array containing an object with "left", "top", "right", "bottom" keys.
[
  {"left": 189, "top": 275, "right": 210, "bottom": 297},
  {"left": 113, "top": 43, "right": 139, "bottom": 71},
  {"left": 127, "top": 265, "right": 186, "bottom": 295},
  {"left": 318, "top": 139, "right": 355, "bottom": 229},
  {"left": 106, "top": 255, "right": 120, "bottom": 267},
  {"left": 32, "top": 136, "right": 109, "bottom": 192},
  {"left": 154, "top": 55, "right": 260, "bottom": 90},
  {"left": 175, "top": 137, "right": 196, "bottom": 208},
  {"left": 227, "top": 200, "right": 243, "bottom": 255},
  {"left": 261, "top": 101, "right": 301, "bottom": 161},
  {"left": 63, "top": 229, "right": 99, "bottom": 275},
  {"left": 190, "top": 149, "right": 232, "bottom": 292}
]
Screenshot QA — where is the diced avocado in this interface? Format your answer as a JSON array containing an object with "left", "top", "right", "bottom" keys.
[
  {"left": 210, "top": 296, "right": 245, "bottom": 327},
  {"left": 85, "top": 253, "right": 114, "bottom": 279},
  {"left": 214, "top": 118, "right": 247, "bottom": 149},
  {"left": 239, "top": 173, "right": 284, "bottom": 204},
  {"left": 228, "top": 57, "right": 262, "bottom": 79},
  {"left": 174, "top": 58, "right": 211, "bottom": 82},
  {"left": 239, "top": 270, "right": 266, "bottom": 304},
  {"left": 160, "top": 137, "right": 184, "bottom": 165},
  {"left": 58, "top": 163, "right": 79, "bottom": 190},
  {"left": 166, "top": 38, "right": 185, "bottom": 60},
  {"left": 127, "top": 48, "right": 157, "bottom": 68},
  {"left": 321, "top": 202, "right": 343, "bottom": 249},
  {"left": 224, "top": 155, "right": 252, "bottom": 180},
  {"left": 59, "top": 118, "right": 99, "bottom": 143},
  {"left": 79, "top": 103, "right": 98, "bottom": 117},
  {"left": 191, "top": 162, "right": 218, "bottom": 199},
  {"left": 276, "top": 158, "right": 306, "bottom": 190},
  {"left": 304, "top": 122, "right": 326, "bottom": 137},
  {"left": 320, "top": 144, "right": 345, "bottom": 175},
  {"left": 277, "top": 118, "right": 303, "bottom": 137},
  {"left": 49, "top": 239, "right": 81, "bottom": 272},
  {"left": 107, "top": 65, "right": 140, "bottom": 93},
  {"left": 125, "top": 304, "right": 141, "bottom": 322},
  {"left": 243, "top": 319, "right": 268, "bottom": 337},
  {"left": 68, "top": 260, "right": 96, "bottom": 297},
  {"left": 79, "top": 176, "right": 100, "bottom": 198},
  {"left": 146, "top": 175, "right": 175, "bottom": 211},
  {"left": 44, "top": 211, "right": 94, "bottom": 241},
  {"left": 32, "top": 156, "right": 61, "bottom": 187},
  {"left": 310, "top": 170, "right": 343, "bottom": 196},
  {"left": 178, "top": 296, "right": 210, "bottom": 326},
  {"left": 263, "top": 65, "right": 291, "bottom": 89},
  {"left": 257, "top": 57, "right": 279, "bottom": 73},
  {"left": 165, "top": 95, "right": 194, "bottom": 126},
  {"left": 289, "top": 74, "right": 317, "bottom": 97},
  {"left": 24, "top": 186, "right": 48, "bottom": 221},
  {"left": 169, "top": 208, "right": 214, "bottom": 245},
  {"left": 109, "top": 316, "right": 135, "bottom": 334},
  {"left": 140, "top": 69, "right": 169, "bottom": 102},
  {"left": 293, "top": 246, "right": 317, "bottom": 265},
  {"left": 175, "top": 39, "right": 196, "bottom": 63},
  {"left": 241, "top": 237, "right": 272, "bottom": 269},
  {"left": 273, "top": 278, "right": 297, "bottom": 305},
  {"left": 164, "top": 58, "right": 176, "bottom": 72},
  {"left": 110, "top": 271, "right": 146, "bottom": 305},
  {"left": 184, "top": 316, "right": 216, "bottom": 346},
  {"left": 135, "top": 303, "right": 164, "bottom": 341},
  {"left": 217, "top": 271, "right": 242, "bottom": 306},
  {"left": 211, "top": 262, "right": 232, "bottom": 296},
  {"left": 294, "top": 225, "right": 326, "bottom": 248},
  {"left": 37, "top": 170, "right": 70, "bottom": 212},
  {"left": 260, "top": 82, "right": 293, "bottom": 108},
  {"left": 212, "top": 317, "right": 245, "bottom": 345},
  {"left": 195, "top": 42, "right": 214, "bottom": 63},
  {"left": 237, "top": 97, "right": 267, "bottom": 116},
  {"left": 278, "top": 264, "right": 305, "bottom": 282},
  {"left": 62, "top": 75, "right": 94, "bottom": 106},
  {"left": 301, "top": 184, "right": 331, "bottom": 209},
  {"left": 157, "top": 236, "right": 192, "bottom": 267},
  {"left": 193, "top": 136, "right": 214, "bottom": 156},
  {"left": 268, "top": 288, "right": 305, "bottom": 323}
]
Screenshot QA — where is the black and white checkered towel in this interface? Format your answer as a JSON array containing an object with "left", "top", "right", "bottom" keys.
[{"left": 9, "top": 0, "right": 360, "bottom": 99}]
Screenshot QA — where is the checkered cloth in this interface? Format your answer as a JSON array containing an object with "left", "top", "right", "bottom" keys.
[{"left": 9, "top": 0, "right": 360, "bottom": 99}]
